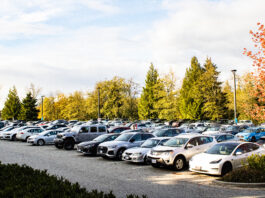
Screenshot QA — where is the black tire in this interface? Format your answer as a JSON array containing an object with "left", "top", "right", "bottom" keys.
[
  {"left": 251, "top": 136, "right": 256, "bottom": 142},
  {"left": 64, "top": 139, "right": 75, "bottom": 150},
  {"left": 55, "top": 143, "right": 63, "bottom": 149},
  {"left": 221, "top": 162, "right": 232, "bottom": 176},
  {"left": 37, "top": 139, "right": 45, "bottom": 146},
  {"left": 25, "top": 136, "right": 30, "bottom": 142},
  {"left": 11, "top": 135, "right": 16, "bottom": 141},
  {"left": 173, "top": 156, "right": 186, "bottom": 171},
  {"left": 116, "top": 148, "right": 125, "bottom": 160}
]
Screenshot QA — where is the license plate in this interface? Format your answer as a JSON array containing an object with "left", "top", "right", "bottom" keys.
[{"left": 151, "top": 159, "right": 156, "bottom": 164}]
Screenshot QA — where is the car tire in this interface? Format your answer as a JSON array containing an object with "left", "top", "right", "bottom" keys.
[
  {"left": 25, "top": 136, "right": 30, "bottom": 142},
  {"left": 64, "top": 139, "right": 75, "bottom": 150},
  {"left": 55, "top": 143, "right": 63, "bottom": 149},
  {"left": 37, "top": 139, "right": 45, "bottom": 146},
  {"left": 221, "top": 162, "right": 232, "bottom": 176},
  {"left": 251, "top": 136, "right": 256, "bottom": 142},
  {"left": 11, "top": 135, "right": 16, "bottom": 141},
  {"left": 173, "top": 156, "right": 186, "bottom": 171},
  {"left": 116, "top": 148, "right": 125, "bottom": 160}
]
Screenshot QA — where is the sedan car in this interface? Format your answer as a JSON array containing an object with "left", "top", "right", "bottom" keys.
[
  {"left": 16, "top": 128, "right": 44, "bottom": 141},
  {"left": 189, "top": 142, "right": 265, "bottom": 176},
  {"left": 27, "top": 130, "right": 62, "bottom": 145},
  {"left": 147, "top": 134, "right": 216, "bottom": 170},
  {"left": 122, "top": 137, "right": 171, "bottom": 163},
  {"left": 153, "top": 128, "right": 183, "bottom": 137},
  {"left": 210, "top": 133, "right": 235, "bottom": 143},
  {"left": 77, "top": 133, "right": 120, "bottom": 155}
]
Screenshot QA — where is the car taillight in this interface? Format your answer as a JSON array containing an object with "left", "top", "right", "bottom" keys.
[{"left": 21, "top": 132, "right": 24, "bottom": 134}]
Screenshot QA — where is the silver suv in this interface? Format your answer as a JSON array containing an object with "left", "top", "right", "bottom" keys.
[
  {"left": 98, "top": 132, "right": 154, "bottom": 160},
  {"left": 147, "top": 134, "right": 216, "bottom": 170}
]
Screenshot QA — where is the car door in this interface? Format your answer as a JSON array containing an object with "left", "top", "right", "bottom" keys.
[
  {"left": 232, "top": 144, "right": 250, "bottom": 168},
  {"left": 44, "top": 131, "right": 54, "bottom": 144},
  {"left": 76, "top": 126, "right": 89, "bottom": 142},
  {"left": 184, "top": 137, "right": 201, "bottom": 160},
  {"left": 197, "top": 136, "right": 214, "bottom": 152},
  {"left": 130, "top": 134, "right": 143, "bottom": 147},
  {"left": 97, "top": 126, "right": 107, "bottom": 137},
  {"left": 89, "top": 126, "right": 98, "bottom": 140}
]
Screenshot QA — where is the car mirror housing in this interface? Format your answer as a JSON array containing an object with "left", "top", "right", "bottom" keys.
[
  {"left": 129, "top": 138, "right": 135, "bottom": 143},
  {"left": 186, "top": 144, "right": 193, "bottom": 149},
  {"left": 235, "top": 151, "right": 242, "bottom": 156}
]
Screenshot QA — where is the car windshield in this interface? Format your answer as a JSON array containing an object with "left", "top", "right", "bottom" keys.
[
  {"left": 115, "top": 133, "right": 134, "bottom": 142},
  {"left": 163, "top": 137, "right": 188, "bottom": 147},
  {"left": 153, "top": 130, "right": 166, "bottom": 137},
  {"left": 207, "top": 127, "right": 219, "bottom": 131},
  {"left": 141, "top": 139, "right": 160, "bottom": 148},
  {"left": 70, "top": 126, "right": 81, "bottom": 133},
  {"left": 94, "top": 134, "right": 110, "bottom": 142},
  {"left": 205, "top": 143, "right": 239, "bottom": 155}
]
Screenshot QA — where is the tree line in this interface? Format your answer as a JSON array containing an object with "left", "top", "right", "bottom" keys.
[{"left": 1, "top": 23, "right": 264, "bottom": 123}]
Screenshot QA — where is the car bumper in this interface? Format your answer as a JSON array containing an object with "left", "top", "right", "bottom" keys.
[
  {"left": 77, "top": 146, "right": 97, "bottom": 155},
  {"left": 189, "top": 162, "right": 222, "bottom": 175},
  {"left": 147, "top": 155, "right": 173, "bottom": 166},
  {"left": 27, "top": 139, "right": 37, "bottom": 144},
  {"left": 122, "top": 154, "right": 145, "bottom": 163},
  {"left": 2, "top": 135, "right": 11, "bottom": 140},
  {"left": 98, "top": 147, "right": 117, "bottom": 158},
  {"left": 54, "top": 138, "right": 64, "bottom": 146}
]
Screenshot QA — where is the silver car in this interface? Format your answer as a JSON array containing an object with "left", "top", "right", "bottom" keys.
[
  {"left": 98, "top": 132, "right": 154, "bottom": 160},
  {"left": 122, "top": 137, "right": 170, "bottom": 163},
  {"left": 27, "top": 130, "right": 63, "bottom": 146},
  {"left": 147, "top": 134, "right": 216, "bottom": 170}
]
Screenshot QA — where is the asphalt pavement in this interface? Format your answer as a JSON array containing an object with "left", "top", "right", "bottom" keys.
[{"left": 0, "top": 140, "right": 264, "bottom": 198}]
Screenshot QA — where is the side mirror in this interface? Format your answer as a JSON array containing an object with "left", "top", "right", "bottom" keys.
[
  {"left": 186, "top": 144, "right": 193, "bottom": 149},
  {"left": 129, "top": 138, "right": 135, "bottom": 143},
  {"left": 235, "top": 151, "right": 242, "bottom": 156}
]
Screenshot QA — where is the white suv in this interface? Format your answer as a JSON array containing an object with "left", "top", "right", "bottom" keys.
[
  {"left": 16, "top": 128, "right": 44, "bottom": 141},
  {"left": 147, "top": 134, "right": 216, "bottom": 170}
]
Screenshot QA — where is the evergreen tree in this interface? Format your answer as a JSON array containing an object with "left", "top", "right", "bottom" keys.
[
  {"left": 138, "top": 63, "right": 160, "bottom": 119},
  {"left": 19, "top": 92, "right": 39, "bottom": 121},
  {"left": 178, "top": 57, "right": 204, "bottom": 120},
  {"left": 200, "top": 58, "right": 228, "bottom": 120},
  {"left": 1, "top": 86, "right": 21, "bottom": 120}
]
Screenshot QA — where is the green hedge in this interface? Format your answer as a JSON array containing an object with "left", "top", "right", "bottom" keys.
[
  {"left": 0, "top": 162, "right": 147, "bottom": 198},
  {"left": 222, "top": 154, "right": 265, "bottom": 183}
]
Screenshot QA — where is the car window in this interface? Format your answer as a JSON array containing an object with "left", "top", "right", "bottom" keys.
[
  {"left": 80, "top": 127, "right": 89, "bottom": 133},
  {"left": 199, "top": 136, "right": 212, "bottom": 145},
  {"left": 98, "top": 126, "right": 106, "bottom": 132},
  {"left": 217, "top": 135, "right": 226, "bottom": 142},
  {"left": 226, "top": 135, "right": 234, "bottom": 140},
  {"left": 187, "top": 138, "right": 199, "bottom": 146},
  {"left": 142, "top": 134, "right": 153, "bottom": 140},
  {"left": 90, "top": 127, "right": 97, "bottom": 133},
  {"left": 247, "top": 143, "right": 259, "bottom": 151},
  {"left": 107, "top": 135, "right": 118, "bottom": 141},
  {"left": 159, "top": 139, "right": 169, "bottom": 145},
  {"left": 235, "top": 144, "right": 250, "bottom": 154},
  {"left": 132, "top": 134, "right": 142, "bottom": 141}
]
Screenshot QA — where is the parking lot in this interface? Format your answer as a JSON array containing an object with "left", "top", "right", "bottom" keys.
[{"left": 0, "top": 141, "right": 265, "bottom": 198}]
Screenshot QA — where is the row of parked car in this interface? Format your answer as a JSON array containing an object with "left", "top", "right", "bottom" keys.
[{"left": 1, "top": 119, "right": 265, "bottom": 177}]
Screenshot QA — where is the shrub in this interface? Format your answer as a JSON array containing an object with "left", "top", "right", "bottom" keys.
[
  {"left": 0, "top": 162, "right": 147, "bottom": 198},
  {"left": 247, "top": 154, "right": 265, "bottom": 173}
]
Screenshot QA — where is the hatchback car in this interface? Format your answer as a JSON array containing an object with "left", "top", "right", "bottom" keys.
[
  {"left": 189, "top": 142, "right": 265, "bottom": 176},
  {"left": 16, "top": 128, "right": 44, "bottom": 141},
  {"left": 27, "top": 130, "right": 63, "bottom": 146},
  {"left": 236, "top": 127, "right": 265, "bottom": 142}
]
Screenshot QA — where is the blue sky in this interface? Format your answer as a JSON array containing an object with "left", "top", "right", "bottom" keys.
[{"left": 0, "top": 0, "right": 265, "bottom": 107}]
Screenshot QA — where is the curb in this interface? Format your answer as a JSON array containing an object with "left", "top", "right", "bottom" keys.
[{"left": 212, "top": 179, "right": 265, "bottom": 188}]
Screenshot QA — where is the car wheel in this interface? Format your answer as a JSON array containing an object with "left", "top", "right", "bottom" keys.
[
  {"left": 64, "top": 139, "right": 74, "bottom": 150},
  {"left": 37, "top": 139, "right": 45, "bottom": 146},
  {"left": 11, "top": 135, "right": 16, "bottom": 141},
  {"left": 116, "top": 148, "right": 125, "bottom": 160},
  {"left": 55, "top": 143, "right": 63, "bottom": 149},
  {"left": 251, "top": 136, "right": 256, "bottom": 142},
  {"left": 25, "top": 136, "right": 30, "bottom": 142},
  {"left": 173, "top": 156, "right": 186, "bottom": 171},
  {"left": 221, "top": 162, "right": 232, "bottom": 176}
]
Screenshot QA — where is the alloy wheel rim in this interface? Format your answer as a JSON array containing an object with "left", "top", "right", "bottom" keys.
[{"left": 176, "top": 159, "right": 183, "bottom": 169}]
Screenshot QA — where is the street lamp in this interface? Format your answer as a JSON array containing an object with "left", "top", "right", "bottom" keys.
[
  {"left": 41, "top": 95, "right": 45, "bottom": 121},
  {"left": 97, "top": 87, "right": 100, "bottom": 120},
  {"left": 231, "top": 70, "right": 237, "bottom": 124}
]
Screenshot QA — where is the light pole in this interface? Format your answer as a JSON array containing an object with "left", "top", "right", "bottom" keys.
[
  {"left": 41, "top": 95, "right": 44, "bottom": 121},
  {"left": 97, "top": 87, "right": 100, "bottom": 120},
  {"left": 231, "top": 70, "right": 237, "bottom": 124}
]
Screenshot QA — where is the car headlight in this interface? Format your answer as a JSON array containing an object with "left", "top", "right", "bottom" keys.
[
  {"left": 210, "top": 159, "right": 222, "bottom": 164},
  {"left": 85, "top": 144, "right": 95, "bottom": 148},
  {"left": 163, "top": 151, "right": 174, "bottom": 156},
  {"left": 132, "top": 152, "right": 142, "bottom": 156}
]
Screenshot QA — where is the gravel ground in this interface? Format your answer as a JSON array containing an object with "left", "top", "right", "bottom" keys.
[{"left": 0, "top": 140, "right": 265, "bottom": 198}]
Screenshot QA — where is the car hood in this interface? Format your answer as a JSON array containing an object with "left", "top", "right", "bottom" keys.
[
  {"left": 99, "top": 141, "right": 129, "bottom": 147},
  {"left": 125, "top": 147, "right": 150, "bottom": 154},
  {"left": 191, "top": 153, "right": 229, "bottom": 163},
  {"left": 78, "top": 140, "right": 100, "bottom": 146},
  {"left": 29, "top": 135, "right": 39, "bottom": 139},
  {"left": 152, "top": 145, "right": 177, "bottom": 152}
]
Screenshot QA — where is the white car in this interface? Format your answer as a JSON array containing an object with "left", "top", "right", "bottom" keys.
[
  {"left": 122, "top": 137, "right": 170, "bottom": 163},
  {"left": 16, "top": 128, "right": 44, "bottom": 141},
  {"left": 189, "top": 142, "right": 265, "bottom": 176},
  {"left": 27, "top": 130, "right": 62, "bottom": 146},
  {"left": 1, "top": 126, "right": 41, "bottom": 141},
  {"left": 147, "top": 134, "right": 216, "bottom": 170},
  {"left": 202, "top": 127, "right": 221, "bottom": 135}
]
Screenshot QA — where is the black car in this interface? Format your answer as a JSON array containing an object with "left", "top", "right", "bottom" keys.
[{"left": 76, "top": 133, "right": 120, "bottom": 155}]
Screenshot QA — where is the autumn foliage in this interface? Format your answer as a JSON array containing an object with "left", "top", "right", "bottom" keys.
[{"left": 243, "top": 23, "right": 265, "bottom": 123}]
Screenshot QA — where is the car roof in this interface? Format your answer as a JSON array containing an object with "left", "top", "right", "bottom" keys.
[
  {"left": 176, "top": 133, "right": 204, "bottom": 138},
  {"left": 150, "top": 137, "right": 171, "bottom": 140}
]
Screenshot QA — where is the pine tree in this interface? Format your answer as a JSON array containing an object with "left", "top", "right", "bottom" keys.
[
  {"left": 19, "top": 92, "right": 39, "bottom": 121},
  {"left": 178, "top": 57, "right": 204, "bottom": 120},
  {"left": 200, "top": 58, "right": 228, "bottom": 120},
  {"left": 138, "top": 63, "right": 160, "bottom": 119},
  {"left": 1, "top": 86, "right": 21, "bottom": 120}
]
